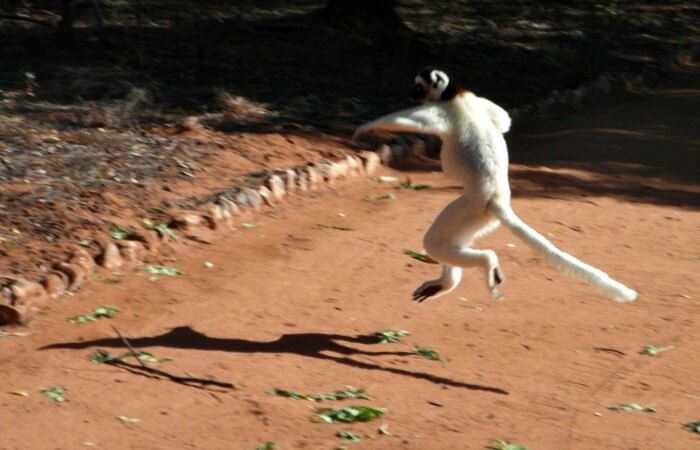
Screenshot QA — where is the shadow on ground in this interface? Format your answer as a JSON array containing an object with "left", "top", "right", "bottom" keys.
[{"left": 41, "top": 325, "right": 509, "bottom": 395}]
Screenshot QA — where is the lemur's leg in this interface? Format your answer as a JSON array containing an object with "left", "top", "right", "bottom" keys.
[{"left": 413, "top": 195, "right": 503, "bottom": 301}]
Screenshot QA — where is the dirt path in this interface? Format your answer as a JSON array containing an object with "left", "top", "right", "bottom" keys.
[{"left": 1, "top": 68, "right": 699, "bottom": 449}]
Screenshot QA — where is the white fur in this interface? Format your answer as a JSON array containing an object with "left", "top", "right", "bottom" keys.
[{"left": 355, "top": 79, "right": 637, "bottom": 303}]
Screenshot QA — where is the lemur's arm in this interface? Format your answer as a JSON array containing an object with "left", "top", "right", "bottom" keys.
[
  {"left": 354, "top": 104, "right": 450, "bottom": 139},
  {"left": 475, "top": 96, "right": 511, "bottom": 134}
]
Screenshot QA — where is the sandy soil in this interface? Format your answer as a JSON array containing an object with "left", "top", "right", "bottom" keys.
[{"left": 0, "top": 68, "right": 698, "bottom": 449}]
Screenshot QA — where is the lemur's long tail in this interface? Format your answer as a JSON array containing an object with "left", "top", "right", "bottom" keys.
[{"left": 490, "top": 202, "right": 637, "bottom": 302}]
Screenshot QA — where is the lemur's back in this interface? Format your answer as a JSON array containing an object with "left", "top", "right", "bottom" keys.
[{"left": 440, "top": 94, "right": 510, "bottom": 201}]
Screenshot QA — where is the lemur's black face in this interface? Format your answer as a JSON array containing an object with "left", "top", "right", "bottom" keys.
[
  {"left": 412, "top": 66, "right": 466, "bottom": 103},
  {"left": 410, "top": 83, "right": 427, "bottom": 101},
  {"left": 412, "top": 67, "right": 450, "bottom": 103}
]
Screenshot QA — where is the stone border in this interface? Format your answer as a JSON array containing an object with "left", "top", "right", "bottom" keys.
[
  {"left": 0, "top": 151, "right": 380, "bottom": 325},
  {"left": 1, "top": 44, "right": 697, "bottom": 326}
]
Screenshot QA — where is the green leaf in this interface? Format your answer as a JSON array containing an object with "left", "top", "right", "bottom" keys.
[
  {"left": 608, "top": 403, "right": 656, "bottom": 413},
  {"left": 375, "top": 330, "right": 410, "bottom": 344},
  {"left": 315, "top": 224, "right": 354, "bottom": 231},
  {"left": 41, "top": 386, "right": 67, "bottom": 402},
  {"left": 254, "top": 442, "right": 277, "bottom": 450},
  {"left": 242, "top": 222, "right": 256, "bottom": 229},
  {"left": 403, "top": 249, "right": 437, "bottom": 264},
  {"left": 69, "top": 305, "right": 119, "bottom": 324},
  {"left": 76, "top": 239, "right": 92, "bottom": 247},
  {"left": 111, "top": 225, "right": 135, "bottom": 240},
  {"left": 117, "top": 415, "right": 140, "bottom": 424},
  {"left": 68, "top": 314, "right": 97, "bottom": 324},
  {"left": 136, "top": 352, "right": 158, "bottom": 362},
  {"left": 485, "top": 440, "right": 530, "bottom": 450},
  {"left": 685, "top": 421, "right": 700, "bottom": 433},
  {"left": 337, "top": 431, "right": 361, "bottom": 442},
  {"left": 267, "top": 388, "right": 305, "bottom": 400},
  {"left": 395, "top": 178, "right": 429, "bottom": 190},
  {"left": 267, "top": 387, "right": 368, "bottom": 402},
  {"left": 640, "top": 345, "right": 673, "bottom": 355},
  {"left": 413, "top": 347, "right": 442, "bottom": 361},
  {"left": 89, "top": 351, "right": 123, "bottom": 364},
  {"left": 93, "top": 305, "right": 120, "bottom": 318},
  {"left": 146, "top": 221, "right": 177, "bottom": 241},
  {"left": 315, "top": 406, "right": 386, "bottom": 423},
  {"left": 143, "top": 265, "right": 184, "bottom": 276},
  {"left": 642, "top": 345, "right": 659, "bottom": 355}
]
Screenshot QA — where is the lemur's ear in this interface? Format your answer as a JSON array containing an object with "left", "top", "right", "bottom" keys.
[{"left": 430, "top": 70, "right": 449, "bottom": 88}]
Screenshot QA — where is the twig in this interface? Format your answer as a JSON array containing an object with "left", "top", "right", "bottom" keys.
[
  {"left": 98, "top": 352, "right": 234, "bottom": 390},
  {"left": 111, "top": 325, "right": 148, "bottom": 369},
  {"left": 106, "top": 326, "right": 235, "bottom": 390}
]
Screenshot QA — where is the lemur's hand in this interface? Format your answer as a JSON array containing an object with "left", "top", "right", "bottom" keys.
[{"left": 353, "top": 124, "right": 371, "bottom": 141}]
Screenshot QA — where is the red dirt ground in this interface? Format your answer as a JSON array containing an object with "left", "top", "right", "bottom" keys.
[{"left": 0, "top": 68, "right": 698, "bottom": 449}]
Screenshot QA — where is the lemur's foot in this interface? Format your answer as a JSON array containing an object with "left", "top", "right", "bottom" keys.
[
  {"left": 493, "top": 267, "right": 504, "bottom": 285},
  {"left": 413, "top": 282, "right": 449, "bottom": 303}
]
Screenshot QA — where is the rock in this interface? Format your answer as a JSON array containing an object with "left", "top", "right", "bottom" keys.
[
  {"left": 295, "top": 167, "right": 309, "bottom": 192},
  {"left": 69, "top": 247, "right": 96, "bottom": 272},
  {"left": 313, "top": 160, "right": 336, "bottom": 185},
  {"left": 0, "top": 287, "right": 20, "bottom": 325},
  {"left": 42, "top": 272, "right": 68, "bottom": 300},
  {"left": 332, "top": 159, "right": 350, "bottom": 179},
  {"left": 54, "top": 262, "right": 88, "bottom": 291},
  {"left": 359, "top": 150, "right": 381, "bottom": 174},
  {"left": 202, "top": 203, "right": 231, "bottom": 229},
  {"left": 181, "top": 116, "right": 203, "bottom": 131},
  {"left": 283, "top": 169, "right": 297, "bottom": 192},
  {"left": 257, "top": 185, "right": 274, "bottom": 207},
  {"left": 117, "top": 240, "right": 146, "bottom": 264},
  {"left": 170, "top": 211, "right": 204, "bottom": 230},
  {"left": 136, "top": 229, "right": 164, "bottom": 252},
  {"left": 217, "top": 196, "right": 240, "bottom": 217},
  {"left": 305, "top": 164, "right": 323, "bottom": 189},
  {"left": 100, "top": 243, "right": 123, "bottom": 269},
  {"left": 346, "top": 154, "right": 363, "bottom": 176},
  {"left": 10, "top": 279, "right": 49, "bottom": 313},
  {"left": 235, "top": 188, "right": 263, "bottom": 211},
  {"left": 266, "top": 174, "right": 286, "bottom": 199}
]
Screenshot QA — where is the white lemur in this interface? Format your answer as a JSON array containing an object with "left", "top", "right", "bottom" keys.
[{"left": 354, "top": 67, "right": 637, "bottom": 303}]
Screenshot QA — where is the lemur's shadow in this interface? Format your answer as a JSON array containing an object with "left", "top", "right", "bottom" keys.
[{"left": 41, "top": 326, "right": 508, "bottom": 395}]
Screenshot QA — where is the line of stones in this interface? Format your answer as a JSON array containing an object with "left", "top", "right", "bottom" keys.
[{"left": 0, "top": 152, "right": 381, "bottom": 325}]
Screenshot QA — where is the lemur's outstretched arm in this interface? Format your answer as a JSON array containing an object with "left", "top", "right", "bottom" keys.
[{"left": 354, "top": 104, "right": 449, "bottom": 139}]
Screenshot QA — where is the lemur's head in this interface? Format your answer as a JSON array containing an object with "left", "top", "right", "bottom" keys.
[{"left": 411, "top": 67, "right": 464, "bottom": 103}]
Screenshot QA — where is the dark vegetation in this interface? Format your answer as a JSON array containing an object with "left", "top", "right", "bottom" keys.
[{"left": 0, "top": 0, "right": 698, "bottom": 276}]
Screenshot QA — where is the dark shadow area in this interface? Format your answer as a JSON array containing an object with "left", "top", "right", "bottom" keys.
[
  {"left": 509, "top": 167, "right": 700, "bottom": 208},
  {"left": 505, "top": 81, "right": 700, "bottom": 208},
  {"left": 41, "top": 326, "right": 509, "bottom": 394},
  {"left": 2, "top": 1, "right": 694, "bottom": 129}
]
